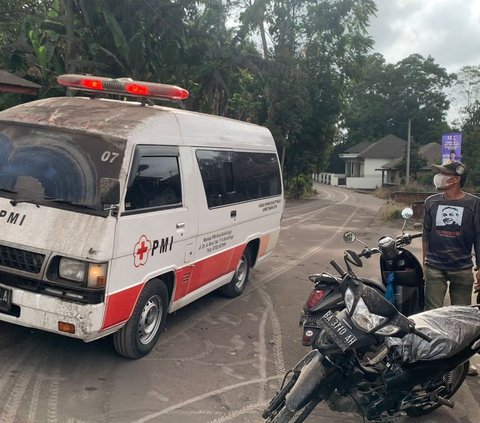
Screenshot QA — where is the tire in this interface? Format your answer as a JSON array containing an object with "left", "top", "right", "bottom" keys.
[
  {"left": 219, "top": 247, "right": 251, "bottom": 298},
  {"left": 405, "top": 361, "right": 469, "bottom": 417},
  {"left": 113, "top": 280, "right": 169, "bottom": 359}
]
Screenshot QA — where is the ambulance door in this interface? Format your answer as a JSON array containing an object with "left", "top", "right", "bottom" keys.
[
  {"left": 109, "top": 145, "right": 197, "bottom": 322},
  {"left": 187, "top": 149, "right": 237, "bottom": 294}
]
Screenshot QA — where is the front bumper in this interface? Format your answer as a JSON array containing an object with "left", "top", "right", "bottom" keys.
[{"left": 0, "top": 284, "right": 106, "bottom": 341}]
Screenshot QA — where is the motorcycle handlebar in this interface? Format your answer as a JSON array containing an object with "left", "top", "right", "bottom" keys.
[
  {"left": 359, "top": 248, "right": 380, "bottom": 259},
  {"left": 330, "top": 260, "right": 346, "bottom": 277},
  {"left": 396, "top": 232, "right": 423, "bottom": 246}
]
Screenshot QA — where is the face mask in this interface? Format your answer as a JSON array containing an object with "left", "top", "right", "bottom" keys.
[{"left": 433, "top": 173, "right": 452, "bottom": 189}]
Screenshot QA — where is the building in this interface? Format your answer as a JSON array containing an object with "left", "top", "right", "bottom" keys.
[
  {"left": 0, "top": 70, "right": 40, "bottom": 95},
  {"left": 338, "top": 134, "right": 407, "bottom": 189}
]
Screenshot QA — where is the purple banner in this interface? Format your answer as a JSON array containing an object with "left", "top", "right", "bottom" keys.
[{"left": 441, "top": 133, "right": 462, "bottom": 163}]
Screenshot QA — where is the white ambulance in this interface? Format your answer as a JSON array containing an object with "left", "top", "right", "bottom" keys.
[{"left": 0, "top": 74, "right": 284, "bottom": 358}]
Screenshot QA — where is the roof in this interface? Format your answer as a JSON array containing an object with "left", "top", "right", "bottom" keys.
[
  {"left": 419, "top": 142, "right": 441, "bottom": 165},
  {"left": 381, "top": 157, "right": 402, "bottom": 169},
  {"left": 0, "top": 96, "right": 274, "bottom": 150},
  {"left": 344, "top": 141, "right": 371, "bottom": 154},
  {"left": 340, "top": 134, "right": 406, "bottom": 160},
  {"left": 0, "top": 70, "right": 41, "bottom": 89},
  {"left": 359, "top": 134, "right": 406, "bottom": 159}
]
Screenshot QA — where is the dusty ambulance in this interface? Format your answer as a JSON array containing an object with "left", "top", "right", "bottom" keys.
[{"left": 0, "top": 74, "right": 284, "bottom": 358}]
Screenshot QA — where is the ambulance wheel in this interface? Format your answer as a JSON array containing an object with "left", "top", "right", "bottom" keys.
[
  {"left": 113, "top": 280, "right": 168, "bottom": 359},
  {"left": 219, "top": 247, "right": 251, "bottom": 298}
]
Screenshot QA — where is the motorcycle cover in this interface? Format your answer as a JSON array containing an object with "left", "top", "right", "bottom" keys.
[{"left": 386, "top": 306, "right": 480, "bottom": 363}]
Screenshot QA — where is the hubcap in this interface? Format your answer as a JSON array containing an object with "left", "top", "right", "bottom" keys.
[
  {"left": 138, "top": 295, "right": 162, "bottom": 345},
  {"left": 234, "top": 255, "right": 248, "bottom": 289}
]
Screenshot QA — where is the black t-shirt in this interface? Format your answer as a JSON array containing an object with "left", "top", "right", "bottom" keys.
[{"left": 422, "top": 193, "right": 480, "bottom": 270}]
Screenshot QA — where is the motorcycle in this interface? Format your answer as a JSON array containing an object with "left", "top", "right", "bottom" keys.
[
  {"left": 262, "top": 247, "right": 480, "bottom": 422},
  {"left": 301, "top": 207, "right": 424, "bottom": 348}
]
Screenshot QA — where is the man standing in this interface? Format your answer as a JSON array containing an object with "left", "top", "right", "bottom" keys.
[{"left": 422, "top": 161, "right": 480, "bottom": 375}]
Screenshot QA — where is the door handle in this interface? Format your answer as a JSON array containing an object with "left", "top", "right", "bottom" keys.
[
  {"left": 230, "top": 210, "right": 237, "bottom": 218},
  {"left": 176, "top": 222, "right": 185, "bottom": 229}
]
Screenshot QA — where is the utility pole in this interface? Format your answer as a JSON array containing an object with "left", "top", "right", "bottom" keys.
[{"left": 406, "top": 118, "right": 411, "bottom": 185}]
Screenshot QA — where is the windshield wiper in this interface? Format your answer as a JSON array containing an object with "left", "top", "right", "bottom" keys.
[
  {"left": 0, "top": 187, "right": 17, "bottom": 195},
  {"left": 43, "top": 198, "right": 98, "bottom": 210},
  {"left": 9, "top": 196, "right": 97, "bottom": 210}
]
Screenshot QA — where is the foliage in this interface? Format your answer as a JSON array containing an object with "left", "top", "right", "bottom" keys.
[
  {"left": 2, "top": 0, "right": 464, "bottom": 190},
  {"left": 382, "top": 201, "right": 403, "bottom": 221},
  {"left": 457, "top": 66, "right": 480, "bottom": 190},
  {"left": 343, "top": 53, "right": 453, "bottom": 147},
  {"left": 415, "top": 171, "right": 436, "bottom": 189},
  {"left": 454, "top": 65, "right": 480, "bottom": 108},
  {"left": 285, "top": 174, "right": 315, "bottom": 200},
  {"left": 397, "top": 140, "right": 427, "bottom": 179}
]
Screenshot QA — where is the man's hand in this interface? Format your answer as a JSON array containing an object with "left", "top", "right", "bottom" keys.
[{"left": 474, "top": 270, "right": 480, "bottom": 293}]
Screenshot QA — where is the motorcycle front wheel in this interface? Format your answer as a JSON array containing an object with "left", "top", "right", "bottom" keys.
[{"left": 405, "top": 361, "right": 469, "bottom": 417}]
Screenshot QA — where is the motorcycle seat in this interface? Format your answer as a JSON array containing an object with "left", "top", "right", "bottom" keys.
[{"left": 359, "top": 277, "right": 386, "bottom": 293}]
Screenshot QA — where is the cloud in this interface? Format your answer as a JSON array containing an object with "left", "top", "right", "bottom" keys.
[{"left": 369, "top": 0, "right": 480, "bottom": 72}]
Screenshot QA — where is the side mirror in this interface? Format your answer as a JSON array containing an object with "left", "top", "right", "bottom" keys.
[
  {"left": 343, "top": 231, "right": 356, "bottom": 243},
  {"left": 100, "top": 178, "right": 120, "bottom": 204},
  {"left": 401, "top": 207, "right": 413, "bottom": 220}
]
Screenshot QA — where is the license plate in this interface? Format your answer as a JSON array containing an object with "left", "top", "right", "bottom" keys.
[
  {"left": 0, "top": 286, "right": 12, "bottom": 312},
  {"left": 317, "top": 310, "right": 357, "bottom": 352}
]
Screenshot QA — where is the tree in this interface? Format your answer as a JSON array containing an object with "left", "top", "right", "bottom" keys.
[
  {"left": 235, "top": 0, "right": 377, "bottom": 178},
  {"left": 397, "top": 140, "right": 427, "bottom": 179},
  {"left": 454, "top": 65, "right": 480, "bottom": 109},
  {"left": 343, "top": 53, "right": 453, "bottom": 147},
  {"left": 0, "top": 0, "right": 379, "bottom": 184}
]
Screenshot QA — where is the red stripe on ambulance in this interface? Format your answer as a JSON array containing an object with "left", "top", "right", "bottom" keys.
[{"left": 102, "top": 243, "right": 246, "bottom": 330}]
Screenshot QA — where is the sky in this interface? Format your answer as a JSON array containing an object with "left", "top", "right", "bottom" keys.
[
  {"left": 369, "top": 0, "right": 480, "bottom": 72},
  {"left": 369, "top": 0, "right": 480, "bottom": 124}
]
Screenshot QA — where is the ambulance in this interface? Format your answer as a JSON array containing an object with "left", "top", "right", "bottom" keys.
[{"left": 0, "top": 74, "right": 284, "bottom": 358}]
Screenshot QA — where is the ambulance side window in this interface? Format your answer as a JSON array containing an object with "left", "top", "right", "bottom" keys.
[
  {"left": 125, "top": 146, "right": 182, "bottom": 213},
  {"left": 196, "top": 150, "right": 281, "bottom": 208}
]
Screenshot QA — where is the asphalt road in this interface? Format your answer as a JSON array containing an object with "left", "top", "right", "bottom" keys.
[{"left": 0, "top": 184, "right": 479, "bottom": 423}]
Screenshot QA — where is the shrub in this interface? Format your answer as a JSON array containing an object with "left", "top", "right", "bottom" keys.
[
  {"left": 382, "top": 202, "right": 403, "bottom": 221},
  {"left": 286, "top": 174, "right": 315, "bottom": 199}
]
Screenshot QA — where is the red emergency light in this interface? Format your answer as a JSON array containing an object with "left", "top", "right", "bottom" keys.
[{"left": 57, "top": 74, "right": 189, "bottom": 101}]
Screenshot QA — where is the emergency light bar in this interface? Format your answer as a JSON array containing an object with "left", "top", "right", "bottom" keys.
[{"left": 57, "top": 74, "right": 189, "bottom": 101}]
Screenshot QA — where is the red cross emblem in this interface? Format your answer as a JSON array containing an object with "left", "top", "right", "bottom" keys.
[{"left": 133, "top": 235, "right": 151, "bottom": 267}]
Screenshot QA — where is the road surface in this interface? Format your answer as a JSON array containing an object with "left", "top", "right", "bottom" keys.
[{"left": 0, "top": 184, "right": 478, "bottom": 423}]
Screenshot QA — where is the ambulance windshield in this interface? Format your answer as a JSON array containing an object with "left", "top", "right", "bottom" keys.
[{"left": 0, "top": 124, "right": 125, "bottom": 215}]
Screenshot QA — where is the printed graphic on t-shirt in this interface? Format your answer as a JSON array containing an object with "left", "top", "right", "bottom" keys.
[{"left": 435, "top": 205, "right": 463, "bottom": 236}]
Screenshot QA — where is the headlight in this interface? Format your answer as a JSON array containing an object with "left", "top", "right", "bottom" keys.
[
  {"left": 59, "top": 258, "right": 107, "bottom": 288},
  {"left": 351, "top": 297, "right": 387, "bottom": 332},
  {"left": 345, "top": 288, "right": 355, "bottom": 312},
  {"left": 375, "top": 324, "right": 400, "bottom": 336},
  {"left": 59, "top": 258, "right": 86, "bottom": 283}
]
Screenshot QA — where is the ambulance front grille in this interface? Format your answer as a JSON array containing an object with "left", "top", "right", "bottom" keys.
[{"left": 0, "top": 245, "right": 45, "bottom": 274}]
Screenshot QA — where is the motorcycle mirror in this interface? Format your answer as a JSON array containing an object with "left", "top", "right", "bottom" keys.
[
  {"left": 343, "top": 231, "right": 356, "bottom": 243},
  {"left": 401, "top": 207, "right": 413, "bottom": 220},
  {"left": 344, "top": 249, "right": 363, "bottom": 267}
]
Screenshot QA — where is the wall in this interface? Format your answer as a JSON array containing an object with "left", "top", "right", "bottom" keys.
[
  {"left": 346, "top": 176, "right": 382, "bottom": 189},
  {"left": 364, "top": 158, "right": 389, "bottom": 176},
  {"left": 312, "top": 173, "right": 345, "bottom": 186}
]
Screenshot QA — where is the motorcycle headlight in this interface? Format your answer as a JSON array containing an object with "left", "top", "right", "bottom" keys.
[
  {"left": 375, "top": 324, "right": 400, "bottom": 336},
  {"left": 345, "top": 288, "right": 355, "bottom": 312},
  {"left": 351, "top": 297, "right": 387, "bottom": 332}
]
